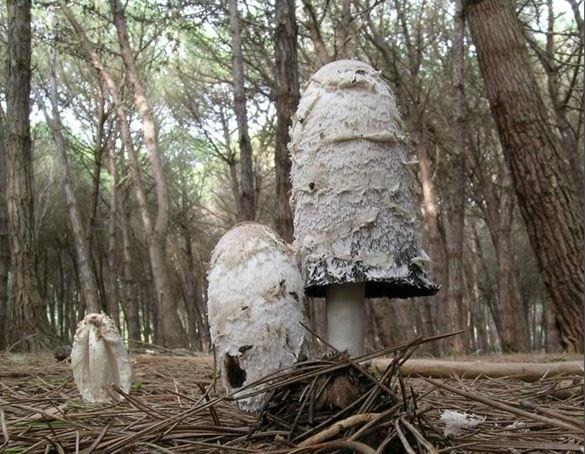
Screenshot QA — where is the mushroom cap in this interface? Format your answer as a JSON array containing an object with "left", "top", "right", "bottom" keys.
[
  {"left": 290, "top": 60, "right": 438, "bottom": 298},
  {"left": 70, "top": 313, "right": 131, "bottom": 403},
  {"left": 207, "top": 222, "right": 309, "bottom": 413}
]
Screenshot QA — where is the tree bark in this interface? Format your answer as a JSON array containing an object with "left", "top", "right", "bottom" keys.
[
  {"left": 494, "top": 184, "right": 530, "bottom": 352},
  {"left": 544, "top": 299, "right": 562, "bottom": 353},
  {"left": 274, "top": 0, "right": 300, "bottom": 242},
  {"left": 41, "top": 37, "right": 101, "bottom": 314},
  {"left": 178, "top": 228, "right": 209, "bottom": 351},
  {"left": 0, "top": 109, "right": 9, "bottom": 350},
  {"left": 466, "top": 0, "right": 584, "bottom": 352},
  {"left": 119, "top": 192, "right": 141, "bottom": 344},
  {"left": 5, "top": 0, "right": 55, "bottom": 348},
  {"left": 229, "top": 0, "right": 255, "bottom": 221},
  {"left": 467, "top": 226, "right": 490, "bottom": 352},
  {"left": 447, "top": 0, "right": 469, "bottom": 351},
  {"left": 105, "top": 137, "right": 120, "bottom": 327},
  {"left": 371, "top": 298, "right": 416, "bottom": 347}
]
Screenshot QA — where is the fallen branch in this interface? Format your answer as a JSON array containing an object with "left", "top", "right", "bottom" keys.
[
  {"left": 371, "top": 359, "right": 584, "bottom": 382},
  {"left": 298, "top": 413, "right": 379, "bottom": 447},
  {"left": 291, "top": 438, "right": 377, "bottom": 454}
]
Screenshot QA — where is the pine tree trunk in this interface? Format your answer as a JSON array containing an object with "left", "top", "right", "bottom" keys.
[
  {"left": 466, "top": 0, "right": 584, "bottom": 352},
  {"left": 229, "top": 0, "right": 255, "bottom": 221},
  {"left": 105, "top": 138, "right": 120, "bottom": 327},
  {"left": 544, "top": 300, "right": 562, "bottom": 353},
  {"left": 415, "top": 126, "right": 461, "bottom": 354},
  {"left": 496, "top": 226, "right": 530, "bottom": 352},
  {"left": 181, "top": 229, "right": 209, "bottom": 351},
  {"left": 467, "top": 229, "right": 490, "bottom": 352},
  {"left": 491, "top": 182, "right": 530, "bottom": 352},
  {"left": 42, "top": 38, "right": 101, "bottom": 314},
  {"left": 447, "top": 0, "right": 469, "bottom": 351},
  {"left": 0, "top": 111, "right": 9, "bottom": 350},
  {"left": 336, "top": 0, "right": 355, "bottom": 59},
  {"left": 274, "top": 0, "right": 300, "bottom": 242},
  {"left": 371, "top": 298, "right": 416, "bottom": 347},
  {"left": 5, "top": 0, "right": 55, "bottom": 348},
  {"left": 119, "top": 195, "right": 141, "bottom": 344}
]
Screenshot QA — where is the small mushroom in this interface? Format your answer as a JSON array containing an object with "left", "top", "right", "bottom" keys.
[
  {"left": 70, "top": 313, "right": 131, "bottom": 403},
  {"left": 290, "top": 60, "right": 438, "bottom": 356},
  {"left": 207, "top": 222, "right": 309, "bottom": 413}
]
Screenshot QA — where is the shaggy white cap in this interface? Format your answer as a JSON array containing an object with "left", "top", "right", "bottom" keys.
[
  {"left": 290, "top": 60, "right": 437, "bottom": 299},
  {"left": 207, "top": 223, "right": 309, "bottom": 413}
]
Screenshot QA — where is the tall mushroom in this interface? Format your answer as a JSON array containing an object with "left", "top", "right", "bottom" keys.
[
  {"left": 290, "top": 60, "right": 438, "bottom": 357},
  {"left": 70, "top": 313, "right": 132, "bottom": 403},
  {"left": 207, "top": 222, "right": 309, "bottom": 413}
]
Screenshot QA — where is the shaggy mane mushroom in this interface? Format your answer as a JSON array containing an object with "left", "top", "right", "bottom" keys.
[
  {"left": 207, "top": 222, "right": 310, "bottom": 413},
  {"left": 290, "top": 60, "right": 438, "bottom": 356}
]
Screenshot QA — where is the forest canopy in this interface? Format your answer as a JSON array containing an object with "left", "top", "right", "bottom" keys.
[{"left": 0, "top": 0, "right": 583, "bottom": 355}]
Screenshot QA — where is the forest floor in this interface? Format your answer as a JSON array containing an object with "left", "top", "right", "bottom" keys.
[{"left": 0, "top": 347, "right": 583, "bottom": 453}]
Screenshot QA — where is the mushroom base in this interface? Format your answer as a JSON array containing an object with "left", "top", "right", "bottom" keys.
[{"left": 326, "top": 283, "right": 366, "bottom": 357}]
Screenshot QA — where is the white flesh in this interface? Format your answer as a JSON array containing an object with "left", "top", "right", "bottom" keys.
[
  {"left": 71, "top": 313, "right": 131, "bottom": 403},
  {"left": 326, "top": 283, "right": 366, "bottom": 357}
]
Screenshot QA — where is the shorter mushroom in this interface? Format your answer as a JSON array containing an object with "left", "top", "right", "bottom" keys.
[
  {"left": 70, "top": 313, "right": 131, "bottom": 403},
  {"left": 207, "top": 222, "right": 309, "bottom": 413}
]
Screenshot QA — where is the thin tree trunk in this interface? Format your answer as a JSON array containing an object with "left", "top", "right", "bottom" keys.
[
  {"left": 86, "top": 87, "right": 105, "bottom": 256},
  {"left": 447, "top": 0, "right": 469, "bottom": 351},
  {"left": 41, "top": 37, "right": 101, "bottom": 314},
  {"left": 466, "top": 0, "right": 584, "bottom": 352},
  {"left": 415, "top": 126, "right": 460, "bottom": 354},
  {"left": 494, "top": 185, "right": 530, "bottom": 352},
  {"left": 57, "top": 253, "right": 65, "bottom": 339},
  {"left": 0, "top": 110, "right": 9, "bottom": 350},
  {"left": 180, "top": 231, "right": 200, "bottom": 349},
  {"left": 119, "top": 193, "right": 141, "bottom": 344},
  {"left": 274, "top": 0, "right": 300, "bottom": 242},
  {"left": 467, "top": 227, "right": 489, "bottom": 352},
  {"left": 105, "top": 138, "right": 120, "bottom": 327},
  {"left": 371, "top": 299, "right": 416, "bottom": 347},
  {"left": 5, "top": 0, "right": 55, "bottom": 348},
  {"left": 336, "top": 0, "right": 354, "bottom": 59},
  {"left": 544, "top": 299, "right": 562, "bottom": 353},
  {"left": 309, "top": 298, "right": 327, "bottom": 355},
  {"left": 40, "top": 249, "right": 55, "bottom": 331},
  {"left": 229, "top": 0, "right": 256, "bottom": 221},
  {"left": 364, "top": 300, "right": 376, "bottom": 351}
]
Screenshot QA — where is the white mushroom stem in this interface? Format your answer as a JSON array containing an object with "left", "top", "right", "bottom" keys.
[{"left": 326, "top": 283, "right": 366, "bottom": 357}]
